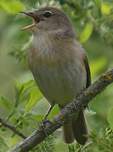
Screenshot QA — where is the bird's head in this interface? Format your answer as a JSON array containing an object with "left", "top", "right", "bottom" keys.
[{"left": 21, "top": 7, "right": 75, "bottom": 37}]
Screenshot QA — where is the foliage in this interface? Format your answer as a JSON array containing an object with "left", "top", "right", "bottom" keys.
[
  {"left": 0, "top": 0, "right": 25, "bottom": 14},
  {"left": 33, "top": 135, "right": 55, "bottom": 152},
  {"left": 73, "top": 128, "right": 113, "bottom": 152},
  {"left": 0, "top": 0, "right": 113, "bottom": 151}
]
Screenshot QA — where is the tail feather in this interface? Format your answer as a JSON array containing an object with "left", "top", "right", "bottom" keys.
[
  {"left": 63, "top": 111, "right": 88, "bottom": 145},
  {"left": 63, "top": 120, "right": 74, "bottom": 143},
  {"left": 72, "top": 111, "right": 88, "bottom": 145}
]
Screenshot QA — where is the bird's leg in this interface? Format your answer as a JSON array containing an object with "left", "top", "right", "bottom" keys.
[
  {"left": 40, "top": 104, "right": 55, "bottom": 136},
  {"left": 43, "top": 104, "right": 54, "bottom": 122},
  {"left": 43, "top": 104, "right": 55, "bottom": 125}
]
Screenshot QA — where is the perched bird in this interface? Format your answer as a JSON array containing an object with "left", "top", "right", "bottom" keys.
[{"left": 22, "top": 7, "right": 91, "bottom": 145}]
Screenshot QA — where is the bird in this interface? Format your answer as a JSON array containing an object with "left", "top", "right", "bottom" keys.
[{"left": 21, "top": 7, "right": 91, "bottom": 145}]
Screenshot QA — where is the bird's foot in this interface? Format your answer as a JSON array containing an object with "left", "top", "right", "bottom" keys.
[
  {"left": 42, "top": 119, "right": 52, "bottom": 127},
  {"left": 39, "top": 119, "right": 52, "bottom": 137}
]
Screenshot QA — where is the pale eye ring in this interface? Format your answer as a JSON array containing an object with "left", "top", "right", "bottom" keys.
[{"left": 43, "top": 11, "right": 53, "bottom": 18}]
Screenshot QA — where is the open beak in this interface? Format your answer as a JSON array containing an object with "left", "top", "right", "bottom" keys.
[{"left": 20, "top": 11, "right": 39, "bottom": 30}]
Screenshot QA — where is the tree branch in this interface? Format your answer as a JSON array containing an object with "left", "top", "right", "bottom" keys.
[
  {"left": 0, "top": 118, "right": 26, "bottom": 139},
  {"left": 11, "top": 69, "right": 113, "bottom": 152}
]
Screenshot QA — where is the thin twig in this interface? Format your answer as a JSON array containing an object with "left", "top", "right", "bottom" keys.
[
  {"left": 11, "top": 69, "right": 113, "bottom": 152},
  {"left": 0, "top": 118, "right": 26, "bottom": 139}
]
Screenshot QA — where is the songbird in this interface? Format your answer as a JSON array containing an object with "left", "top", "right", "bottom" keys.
[{"left": 21, "top": 7, "right": 91, "bottom": 145}]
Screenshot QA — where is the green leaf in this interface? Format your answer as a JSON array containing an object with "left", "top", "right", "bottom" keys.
[
  {"left": 79, "top": 22, "right": 93, "bottom": 43},
  {"left": 101, "top": 3, "right": 112, "bottom": 15},
  {"left": 48, "top": 105, "right": 59, "bottom": 119},
  {"left": 90, "top": 57, "right": 107, "bottom": 78},
  {"left": 25, "top": 87, "right": 43, "bottom": 112},
  {"left": 0, "top": 137, "right": 9, "bottom": 151},
  {"left": 20, "top": 80, "right": 35, "bottom": 95},
  {"left": 15, "top": 80, "right": 36, "bottom": 104},
  {"left": 0, "top": 0, "right": 25, "bottom": 14},
  {"left": 0, "top": 96, "right": 12, "bottom": 111},
  {"left": 7, "top": 136, "right": 21, "bottom": 148},
  {"left": 31, "top": 98, "right": 49, "bottom": 116},
  {"left": 107, "top": 107, "right": 113, "bottom": 131},
  {"left": 94, "top": 0, "right": 101, "bottom": 8},
  {"left": 32, "top": 114, "right": 43, "bottom": 122}
]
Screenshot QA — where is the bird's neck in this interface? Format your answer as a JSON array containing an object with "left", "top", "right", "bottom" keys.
[
  {"left": 32, "top": 28, "right": 75, "bottom": 53},
  {"left": 30, "top": 29, "right": 77, "bottom": 65}
]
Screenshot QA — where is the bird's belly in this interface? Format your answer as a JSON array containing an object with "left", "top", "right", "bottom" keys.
[{"left": 31, "top": 60, "right": 86, "bottom": 106}]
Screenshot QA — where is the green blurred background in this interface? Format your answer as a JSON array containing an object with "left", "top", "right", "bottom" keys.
[{"left": 0, "top": 0, "right": 113, "bottom": 151}]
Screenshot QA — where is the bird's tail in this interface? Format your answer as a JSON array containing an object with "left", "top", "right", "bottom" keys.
[{"left": 63, "top": 111, "right": 88, "bottom": 145}]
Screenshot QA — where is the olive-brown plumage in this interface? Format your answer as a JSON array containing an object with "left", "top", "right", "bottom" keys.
[{"left": 23, "top": 7, "right": 91, "bottom": 144}]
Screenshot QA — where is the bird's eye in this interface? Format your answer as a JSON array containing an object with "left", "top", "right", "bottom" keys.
[{"left": 43, "top": 11, "right": 52, "bottom": 18}]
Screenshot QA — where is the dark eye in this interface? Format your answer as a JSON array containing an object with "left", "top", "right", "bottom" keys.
[{"left": 43, "top": 11, "right": 52, "bottom": 18}]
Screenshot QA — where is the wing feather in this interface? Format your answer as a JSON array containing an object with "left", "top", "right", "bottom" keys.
[{"left": 84, "top": 55, "right": 91, "bottom": 88}]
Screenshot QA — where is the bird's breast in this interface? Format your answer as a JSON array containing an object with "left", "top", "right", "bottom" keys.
[{"left": 28, "top": 35, "right": 86, "bottom": 106}]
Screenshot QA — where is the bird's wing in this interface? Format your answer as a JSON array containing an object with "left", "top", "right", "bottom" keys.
[{"left": 83, "top": 55, "right": 91, "bottom": 88}]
